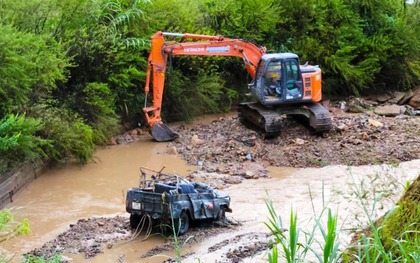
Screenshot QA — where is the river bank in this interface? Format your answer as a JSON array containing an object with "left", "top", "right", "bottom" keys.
[{"left": 2, "top": 102, "right": 420, "bottom": 262}]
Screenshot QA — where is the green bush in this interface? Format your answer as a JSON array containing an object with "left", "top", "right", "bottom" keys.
[
  {"left": 0, "top": 115, "right": 51, "bottom": 174},
  {"left": 32, "top": 105, "right": 95, "bottom": 164},
  {"left": 162, "top": 70, "right": 225, "bottom": 122},
  {"left": 0, "top": 24, "right": 68, "bottom": 116}
]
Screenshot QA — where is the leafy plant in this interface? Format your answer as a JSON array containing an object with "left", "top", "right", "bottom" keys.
[
  {"left": 0, "top": 209, "right": 30, "bottom": 243},
  {"left": 0, "top": 114, "right": 51, "bottom": 173},
  {"left": 162, "top": 70, "right": 225, "bottom": 122},
  {"left": 32, "top": 105, "right": 94, "bottom": 164},
  {"left": 265, "top": 196, "right": 307, "bottom": 263},
  {"left": 0, "top": 24, "right": 68, "bottom": 116}
]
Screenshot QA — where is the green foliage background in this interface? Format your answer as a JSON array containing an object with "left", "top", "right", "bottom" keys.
[{"left": 0, "top": 0, "right": 419, "bottom": 171}]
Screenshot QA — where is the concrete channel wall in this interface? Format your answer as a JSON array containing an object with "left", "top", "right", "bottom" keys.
[{"left": 0, "top": 160, "right": 48, "bottom": 209}]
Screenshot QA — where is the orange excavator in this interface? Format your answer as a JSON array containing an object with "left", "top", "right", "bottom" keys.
[{"left": 143, "top": 31, "right": 332, "bottom": 141}]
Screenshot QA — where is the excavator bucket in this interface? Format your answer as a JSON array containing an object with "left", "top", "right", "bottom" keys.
[{"left": 150, "top": 121, "right": 179, "bottom": 142}]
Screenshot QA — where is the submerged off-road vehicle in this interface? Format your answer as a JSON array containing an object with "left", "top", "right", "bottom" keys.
[{"left": 125, "top": 167, "right": 232, "bottom": 235}]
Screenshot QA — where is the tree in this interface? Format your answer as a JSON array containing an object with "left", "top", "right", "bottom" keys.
[{"left": 0, "top": 24, "right": 68, "bottom": 116}]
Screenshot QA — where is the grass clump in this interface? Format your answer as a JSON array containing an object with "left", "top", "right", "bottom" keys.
[{"left": 264, "top": 192, "right": 342, "bottom": 263}]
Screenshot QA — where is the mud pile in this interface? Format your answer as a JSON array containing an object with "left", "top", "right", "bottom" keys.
[
  {"left": 169, "top": 109, "right": 419, "bottom": 178},
  {"left": 25, "top": 216, "right": 131, "bottom": 260}
]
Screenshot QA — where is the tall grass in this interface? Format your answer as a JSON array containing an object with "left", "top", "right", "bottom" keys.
[
  {"left": 168, "top": 204, "right": 182, "bottom": 263},
  {"left": 265, "top": 189, "right": 342, "bottom": 263},
  {"left": 264, "top": 198, "right": 304, "bottom": 263},
  {"left": 264, "top": 174, "right": 420, "bottom": 263}
]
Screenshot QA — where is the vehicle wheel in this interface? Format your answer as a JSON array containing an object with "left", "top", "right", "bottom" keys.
[
  {"left": 174, "top": 211, "right": 189, "bottom": 235},
  {"left": 130, "top": 213, "right": 141, "bottom": 229},
  {"left": 217, "top": 207, "right": 227, "bottom": 224}
]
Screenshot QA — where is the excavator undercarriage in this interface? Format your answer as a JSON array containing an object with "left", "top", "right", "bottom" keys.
[{"left": 238, "top": 102, "right": 332, "bottom": 136}]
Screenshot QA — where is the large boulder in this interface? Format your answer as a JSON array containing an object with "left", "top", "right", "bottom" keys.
[
  {"left": 389, "top": 91, "right": 406, "bottom": 104},
  {"left": 399, "top": 89, "right": 414, "bottom": 105},
  {"left": 408, "top": 86, "right": 420, "bottom": 109},
  {"left": 341, "top": 97, "right": 371, "bottom": 113},
  {"left": 374, "top": 104, "right": 405, "bottom": 116}
]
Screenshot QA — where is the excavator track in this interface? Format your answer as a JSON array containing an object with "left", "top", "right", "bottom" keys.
[
  {"left": 238, "top": 103, "right": 284, "bottom": 136},
  {"left": 238, "top": 102, "right": 332, "bottom": 135},
  {"left": 306, "top": 103, "right": 332, "bottom": 132}
]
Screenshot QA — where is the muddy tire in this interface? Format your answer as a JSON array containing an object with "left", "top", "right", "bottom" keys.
[
  {"left": 217, "top": 207, "right": 227, "bottom": 223},
  {"left": 174, "top": 211, "right": 189, "bottom": 235},
  {"left": 130, "top": 213, "right": 141, "bottom": 229}
]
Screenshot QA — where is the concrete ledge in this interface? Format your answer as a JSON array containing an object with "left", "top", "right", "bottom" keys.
[{"left": 0, "top": 160, "right": 48, "bottom": 209}]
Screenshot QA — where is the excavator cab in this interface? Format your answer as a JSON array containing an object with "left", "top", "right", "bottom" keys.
[{"left": 250, "top": 53, "right": 305, "bottom": 106}]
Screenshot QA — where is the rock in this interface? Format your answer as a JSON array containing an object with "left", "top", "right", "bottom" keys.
[
  {"left": 128, "top": 129, "right": 138, "bottom": 136},
  {"left": 245, "top": 153, "right": 252, "bottom": 160},
  {"left": 408, "top": 87, "right": 420, "bottom": 108},
  {"left": 375, "top": 94, "right": 393, "bottom": 103},
  {"left": 115, "top": 137, "right": 124, "bottom": 144},
  {"left": 98, "top": 221, "right": 104, "bottom": 226},
  {"left": 215, "top": 184, "right": 225, "bottom": 190},
  {"left": 108, "top": 137, "right": 117, "bottom": 145},
  {"left": 368, "top": 119, "right": 384, "bottom": 128},
  {"left": 360, "top": 132, "right": 369, "bottom": 141},
  {"left": 364, "top": 100, "right": 379, "bottom": 106},
  {"left": 244, "top": 171, "right": 254, "bottom": 179},
  {"left": 294, "top": 138, "right": 305, "bottom": 145},
  {"left": 348, "top": 104, "right": 365, "bottom": 113},
  {"left": 167, "top": 146, "right": 178, "bottom": 155},
  {"left": 322, "top": 99, "right": 332, "bottom": 111},
  {"left": 223, "top": 176, "right": 242, "bottom": 184},
  {"left": 60, "top": 256, "right": 73, "bottom": 262},
  {"left": 395, "top": 115, "right": 410, "bottom": 120},
  {"left": 405, "top": 105, "right": 417, "bottom": 116},
  {"left": 339, "top": 101, "right": 349, "bottom": 112},
  {"left": 400, "top": 90, "right": 414, "bottom": 105},
  {"left": 347, "top": 98, "right": 370, "bottom": 113},
  {"left": 389, "top": 91, "right": 406, "bottom": 104},
  {"left": 136, "top": 128, "right": 144, "bottom": 135},
  {"left": 191, "top": 135, "right": 206, "bottom": 146},
  {"left": 409, "top": 96, "right": 420, "bottom": 109},
  {"left": 335, "top": 123, "right": 348, "bottom": 131},
  {"left": 374, "top": 104, "right": 404, "bottom": 116},
  {"left": 400, "top": 106, "right": 407, "bottom": 115}
]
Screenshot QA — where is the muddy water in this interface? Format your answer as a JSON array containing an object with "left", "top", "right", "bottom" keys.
[
  {"left": 3, "top": 115, "right": 420, "bottom": 262},
  {"left": 3, "top": 137, "right": 196, "bottom": 262}
]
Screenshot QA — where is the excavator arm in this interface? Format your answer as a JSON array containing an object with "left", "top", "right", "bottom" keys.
[{"left": 143, "top": 31, "right": 267, "bottom": 141}]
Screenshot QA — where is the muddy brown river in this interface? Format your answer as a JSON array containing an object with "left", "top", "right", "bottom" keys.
[{"left": 3, "top": 115, "right": 420, "bottom": 262}]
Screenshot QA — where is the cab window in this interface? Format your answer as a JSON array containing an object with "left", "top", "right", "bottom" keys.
[
  {"left": 256, "top": 60, "right": 266, "bottom": 80},
  {"left": 284, "top": 60, "right": 300, "bottom": 81}
]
